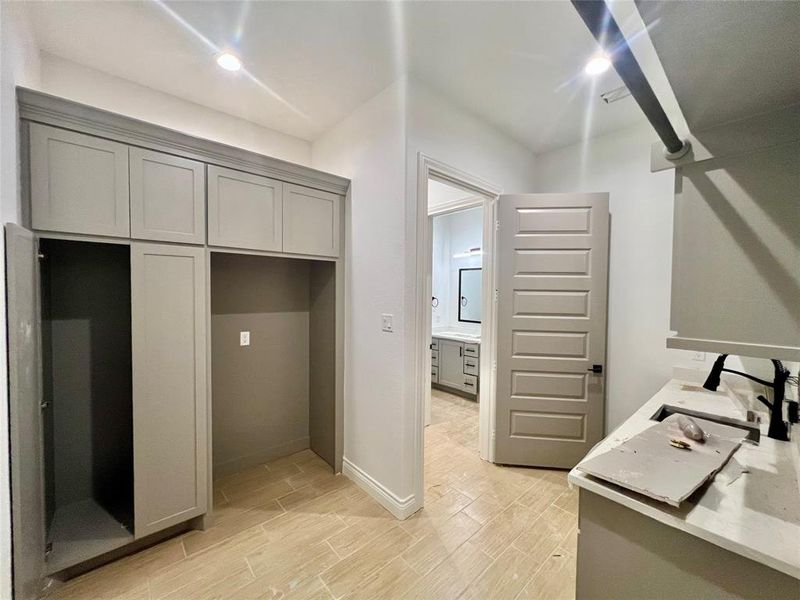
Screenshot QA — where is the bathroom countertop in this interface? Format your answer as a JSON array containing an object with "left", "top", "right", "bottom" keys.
[
  {"left": 569, "top": 377, "right": 800, "bottom": 579},
  {"left": 432, "top": 331, "right": 480, "bottom": 344}
]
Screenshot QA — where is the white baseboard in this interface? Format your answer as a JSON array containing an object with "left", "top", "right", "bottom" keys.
[{"left": 341, "top": 457, "right": 418, "bottom": 520}]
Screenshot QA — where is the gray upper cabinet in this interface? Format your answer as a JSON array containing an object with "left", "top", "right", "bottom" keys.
[
  {"left": 283, "top": 184, "right": 341, "bottom": 257},
  {"left": 131, "top": 243, "right": 207, "bottom": 538},
  {"left": 668, "top": 141, "right": 800, "bottom": 361},
  {"left": 207, "top": 165, "right": 282, "bottom": 252},
  {"left": 30, "top": 123, "right": 130, "bottom": 238},
  {"left": 130, "top": 148, "right": 205, "bottom": 244}
]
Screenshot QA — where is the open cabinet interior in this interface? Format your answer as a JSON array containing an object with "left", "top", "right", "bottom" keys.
[
  {"left": 39, "top": 239, "right": 134, "bottom": 573},
  {"left": 210, "top": 253, "right": 336, "bottom": 479}
]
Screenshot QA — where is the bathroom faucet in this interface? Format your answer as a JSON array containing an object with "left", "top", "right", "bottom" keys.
[{"left": 702, "top": 354, "right": 790, "bottom": 441}]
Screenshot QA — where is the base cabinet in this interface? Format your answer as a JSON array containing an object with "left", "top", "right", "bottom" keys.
[
  {"left": 576, "top": 490, "right": 800, "bottom": 599},
  {"left": 131, "top": 243, "right": 207, "bottom": 538},
  {"left": 432, "top": 336, "right": 480, "bottom": 396}
]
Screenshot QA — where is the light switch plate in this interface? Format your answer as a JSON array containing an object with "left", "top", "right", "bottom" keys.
[
  {"left": 381, "top": 313, "right": 394, "bottom": 333},
  {"left": 240, "top": 331, "right": 250, "bottom": 346}
]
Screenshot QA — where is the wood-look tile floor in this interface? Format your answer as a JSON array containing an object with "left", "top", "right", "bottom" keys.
[{"left": 47, "top": 389, "right": 576, "bottom": 599}]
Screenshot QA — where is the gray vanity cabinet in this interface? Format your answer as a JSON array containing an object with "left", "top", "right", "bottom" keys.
[
  {"left": 432, "top": 336, "right": 480, "bottom": 396},
  {"left": 131, "top": 243, "right": 207, "bottom": 538},
  {"left": 283, "top": 184, "right": 341, "bottom": 257},
  {"left": 438, "top": 339, "right": 466, "bottom": 390},
  {"left": 207, "top": 165, "right": 283, "bottom": 252},
  {"left": 130, "top": 148, "right": 205, "bottom": 244},
  {"left": 29, "top": 123, "right": 130, "bottom": 238}
]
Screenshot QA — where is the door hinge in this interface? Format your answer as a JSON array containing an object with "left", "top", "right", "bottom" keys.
[
  {"left": 495, "top": 220, "right": 500, "bottom": 231},
  {"left": 494, "top": 289, "right": 499, "bottom": 303},
  {"left": 45, "top": 542, "right": 52, "bottom": 558}
]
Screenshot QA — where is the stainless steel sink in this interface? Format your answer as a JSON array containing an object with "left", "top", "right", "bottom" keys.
[{"left": 650, "top": 404, "right": 761, "bottom": 444}]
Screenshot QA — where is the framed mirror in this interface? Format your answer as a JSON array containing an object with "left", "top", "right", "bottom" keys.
[{"left": 458, "top": 268, "right": 482, "bottom": 323}]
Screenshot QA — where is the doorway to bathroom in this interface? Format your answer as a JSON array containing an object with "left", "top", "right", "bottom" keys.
[
  {"left": 415, "top": 155, "right": 502, "bottom": 480},
  {"left": 429, "top": 204, "right": 484, "bottom": 453}
]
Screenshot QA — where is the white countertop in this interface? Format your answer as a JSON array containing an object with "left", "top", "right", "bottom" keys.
[
  {"left": 569, "top": 378, "right": 800, "bottom": 579},
  {"left": 432, "top": 331, "right": 480, "bottom": 344}
]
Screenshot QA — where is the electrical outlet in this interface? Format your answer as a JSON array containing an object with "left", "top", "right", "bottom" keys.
[
  {"left": 381, "top": 314, "right": 394, "bottom": 333},
  {"left": 692, "top": 351, "right": 705, "bottom": 362},
  {"left": 240, "top": 331, "right": 250, "bottom": 346}
]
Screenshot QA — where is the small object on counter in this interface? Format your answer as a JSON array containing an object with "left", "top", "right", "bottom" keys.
[
  {"left": 670, "top": 438, "right": 692, "bottom": 450},
  {"left": 677, "top": 415, "right": 706, "bottom": 442}
]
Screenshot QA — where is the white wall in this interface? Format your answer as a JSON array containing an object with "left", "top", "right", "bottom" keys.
[
  {"left": 38, "top": 54, "right": 311, "bottom": 166},
  {"left": 311, "top": 79, "right": 413, "bottom": 505},
  {"left": 0, "top": 3, "right": 41, "bottom": 597},
  {"left": 311, "top": 77, "right": 539, "bottom": 512},
  {"left": 535, "top": 124, "right": 712, "bottom": 429},
  {"left": 407, "top": 79, "right": 537, "bottom": 194},
  {"left": 431, "top": 207, "right": 483, "bottom": 334}
]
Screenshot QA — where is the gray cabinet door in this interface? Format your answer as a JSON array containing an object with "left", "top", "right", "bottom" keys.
[
  {"left": 29, "top": 123, "right": 130, "bottom": 238},
  {"left": 207, "top": 165, "right": 282, "bottom": 251},
  {"left": 495, "top": 193, "right": 609, "bottom": 469},
  {"left": 131, "top": 243, "right": 207, "bottom": 538},
  {"left": 438, "top": 339, "right": 465, "bottom": 390},
  {"left": 283, "top": 183, "right": 341, "bottom": 257},
  {"left": 5, "top": 224, "right": 46, "bottom": 600},
  {"left": 130, "top": 148, "right": 205, "bottom": 244}
]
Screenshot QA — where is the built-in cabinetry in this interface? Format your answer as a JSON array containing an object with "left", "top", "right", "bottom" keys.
[
  {"left": 129, "top": 148, "right": 205, "bottom": 244},
  {"left": 29, "top": 122, "right": 341, "bottom": 258},
  {"left": 207, "top": 166, "right": 283, "bottom": 251},
  {"left": 431, "top": 336, "right": 479, "bottom": 396},
  {"left": 131, "top": 243, "right": 207, "bottom": 538},
  {"left": 9, "top": 89, "right": 348, "bottom": 596},
  {"left": 29, "top": 124, "right": 130, "bottom": 238},
  {"left": 653, "top": 109, "right": 800, "bottom": 362}
]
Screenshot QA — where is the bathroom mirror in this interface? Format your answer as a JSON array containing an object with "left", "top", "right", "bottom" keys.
[{"left": 458, "top": 268, "right": 482, "bottom": 323}]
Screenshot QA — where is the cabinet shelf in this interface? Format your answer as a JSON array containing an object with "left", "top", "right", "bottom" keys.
[{"left": 46, "top": 499, "right": 133, "bottom": 575}]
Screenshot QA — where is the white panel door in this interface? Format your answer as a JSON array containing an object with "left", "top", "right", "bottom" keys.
[
  {"left": 131, "top": 243, "right": 207, "bottom": 537},
  {"left": 495, "top": 193, "right": 609, "bottom": 468}
]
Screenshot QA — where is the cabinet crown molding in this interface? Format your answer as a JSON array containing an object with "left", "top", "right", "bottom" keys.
[{"left": 17, "top": 87, "right": 350, "bottom": 196}]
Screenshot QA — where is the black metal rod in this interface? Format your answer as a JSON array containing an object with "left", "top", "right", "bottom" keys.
[{"left": 571, "top": 0, "right": 685, "bottom": 155}]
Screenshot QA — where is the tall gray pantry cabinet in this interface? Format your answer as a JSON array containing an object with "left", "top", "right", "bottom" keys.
[{"left": 7, "top": 89, "right": 348, "bottom": 599}]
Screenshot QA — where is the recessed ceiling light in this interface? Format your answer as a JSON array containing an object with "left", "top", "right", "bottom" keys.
[
  {"left": 585, "top": 55, "right": 611, "bottom": 76},
  {"left": 216, "top": 52, "right": 242, "bottom": 72}
]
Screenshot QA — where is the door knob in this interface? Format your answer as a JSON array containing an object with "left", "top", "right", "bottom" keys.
[{"left": 587, "top": 364, "right": 603, "bottom": 374}]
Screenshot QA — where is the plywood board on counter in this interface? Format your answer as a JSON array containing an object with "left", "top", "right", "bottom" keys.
[{"left": 576, "top": 414, "right": 747, "bottom": 507}]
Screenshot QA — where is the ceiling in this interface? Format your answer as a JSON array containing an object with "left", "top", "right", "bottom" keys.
[
  {"left": 26, "top": 1, "right": 650, "bottom": 153},
  {"left": 637, "top": 1, "right": 800, "bottom": 131}
]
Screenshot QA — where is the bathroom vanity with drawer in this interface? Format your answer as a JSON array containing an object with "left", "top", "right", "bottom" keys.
[{"left": 431, "top": 333, "right": 480, "bottom": 398}]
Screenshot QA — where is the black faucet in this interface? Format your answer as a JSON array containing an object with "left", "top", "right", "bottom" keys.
[{"left": 702, "top": 354, "right": 790, "bottom": 441}]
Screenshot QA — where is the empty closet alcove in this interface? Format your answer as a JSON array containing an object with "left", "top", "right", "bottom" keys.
[
  {"left": 40, "top": 239, "right": 134, "bottom": 573},
  {"left": 210, "top": 252, "right": 337, "bottom": 478}
]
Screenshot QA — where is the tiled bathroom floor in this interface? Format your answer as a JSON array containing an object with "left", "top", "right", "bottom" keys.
[{"left": 47, "top": 389, "right": 576, "bottom": 599}]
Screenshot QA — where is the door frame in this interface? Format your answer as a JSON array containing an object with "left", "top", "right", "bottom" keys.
[{"left": 413, "top": 153, "right": 502, "bottom": 510}]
